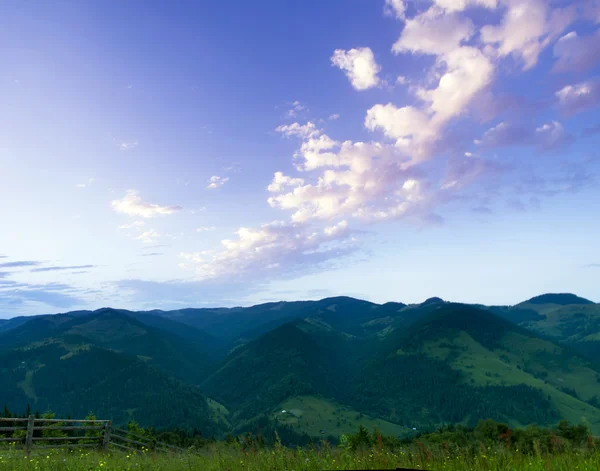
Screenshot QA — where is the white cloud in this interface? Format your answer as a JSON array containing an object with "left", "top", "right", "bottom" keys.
[
  {"left": 267, "top": 172, "right": 305, "bottom": 193},
  {"left": 286, "top": 100, "right": 306, "bottom": 118},
  {"left": 475, "top": 120, "right": 573, "bottom": 151},
  {"left": 417, "top": 46, "right": 494, "bottom": 125},
  {"left": 392, "top": 6, "right": 475, "bottom": 56},
  {"left": 275, "top": 122, "right": 320, "bottom": 139},
  {"left": 135, "top": 230, "right": 160, "bottom": 244},
  {"left": 196, "top": 226, "right": 216, "bottom": 232},
  {"left": 383, "top": 0, "right": 406, "bottom": 19},
  {"left": 331, "top": 47, "right": 381, "bottom": 90},
  {"left": 119, "top": 140, "right": 139, "bottom": 151},
  {"left": 396, "top": 76, "right": 408, "bottom": 85},
  {"left": 267, "top": 136, "right": 432, "bottom": 223},
  {"left": 555, "top": 79, "right": 600, "bottom": 115},
  {"left": 329, "top": 113, "right": 340, "bottom": 121},
  {"left": 179, "top": 220, "right": 358, "bottom": 281},
  {"left": 535, "top": 121, "right": 573, "bottom": 151},
  {"left": 111, "top": 190, "right": 182, "bottom": 218},
  {"left": 206, "top": 176, "right": 229, "bottom": 189},
  {"left": 118, "top": 220, "right": 146, "bottom": 230},
  {"left": 553, "top": 30, "right": 600, "bottom": 73},
  {"left": 481, "top": 0, "right": 576, "bottom": 70},
  {"left": 365, "top": 104, "right": 432, "bottom": 146},
  {"left": 323, "top": 220, "right": 349, "bottom": 237},
  {"left": 432, "top": 0, "right": 497, "bottom": 13}
]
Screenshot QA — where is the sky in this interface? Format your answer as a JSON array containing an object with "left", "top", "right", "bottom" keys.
[{"left": 1, "top": 0, "right": 599, "bottom": 317}]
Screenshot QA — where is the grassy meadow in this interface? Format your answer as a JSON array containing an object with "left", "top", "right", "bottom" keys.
[
  {"left": 0, "top": 444, "right": 599, "bottom": 471},
  {"left": 1, "top": 432, "right": 600, "bottom": 471}
]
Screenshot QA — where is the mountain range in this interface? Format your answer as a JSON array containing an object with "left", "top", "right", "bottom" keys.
[{"left": 1, "top": 293, "right": 599, "bottom": 440}]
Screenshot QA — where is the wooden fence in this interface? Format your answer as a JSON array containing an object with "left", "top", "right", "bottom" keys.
[{"left": 0, "top": 416, "right": 188, "bottom": 455}]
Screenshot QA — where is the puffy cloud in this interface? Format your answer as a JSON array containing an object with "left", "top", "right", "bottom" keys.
[
  {"left": 267, "top": 136, "right": 434, "bottom": 223},
  {"left": 206, "top": 176, "right": 229, "bottom": 189},
  {"left": 275, "top": 122, "right": 320, "bottom": 139},
  {"left": 418, "top": 46, "right": 494, "bottom": 125},
  {"left": 365, "top": 47, "right": 493, "bottom": 161},
  {"left": 392, "top": 6, "right": 475, "bottom": 55},
  {"left": 480, "top": 0, "right": 576, "bottom": 70},
  {"left": 331, "top": 47, "right": 381, "bottom": 90},
  {"left": 329, "top": 113, "right": 340, "bottom": 121},
  {"left": 267, "top": 172, "right": 306, "bottom": 193},
  {"left": 555, "top": 79, "right": 600, "bottom": 115},
  {"left": 553, "top": 30, "right": 600, "bottom": 73},
  {"left": 178, "top": 220, "right": 358, "bottom": 281},
  {"left": 112, "top": 190, "right": 182, "bottom": 218}
]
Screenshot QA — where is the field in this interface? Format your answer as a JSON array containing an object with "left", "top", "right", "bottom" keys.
[
  {"left": 272, "top": 396, "right": 410, "bottom": 438},
  {"left": 1, "top": 442, "right": 600, "bottom": 470}
]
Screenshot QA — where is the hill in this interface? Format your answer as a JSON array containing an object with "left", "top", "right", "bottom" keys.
[
  {"left": 0, "top": 337, "right": 228, "bottom": 433},
  {"left": 2, "top": 294, "right": 600, "bottom": 438},
  {"left": 350, "top": 304, "right": 600, "bottom": 433},
  {"left": 202, "top": 320, "right": 356, "bottom": 423},
  {"left": 0, "top": 309, "right": 220, "bottom": 384},
  {"left": 524, "top": 293, "right": 594, "bottom": 305},
  {"left": 488, "top": 296, "right": 600, "bottom": 364}
]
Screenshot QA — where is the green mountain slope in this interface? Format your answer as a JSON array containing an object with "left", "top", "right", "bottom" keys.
[
  {"left": 202, "top": 320, "right": 355, "bottom": 422},
  {"left": 0, "top": 309, "right": 218, "bottom": 384},
  {"left": 488, "top": 294, "right": 600, "bottom": 364},
  {"left": 0, "top": 338, "right": 228, "bottom": 434},
  {"left": 351, "top": 304, "right": 600, "bottom": 433}
]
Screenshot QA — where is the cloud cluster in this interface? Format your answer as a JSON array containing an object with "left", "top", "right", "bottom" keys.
[
  {"left": 206, "top": 175, "right": 229, "bottom": 189},
  {"left": 474, "top": 120, "right": 574, "bottom": 152},
  {"left": 112, "top": 190, "right": 182, "bottom": 218},
  {"left": 179, "top": 220, "right": 358, "bottom": 282},
  {"left": 106, "top": 0, "right": 596, "bottom": 298}
]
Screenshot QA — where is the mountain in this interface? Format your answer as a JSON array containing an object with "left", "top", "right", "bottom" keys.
[
  {"left": 0, "top": 309, "right": 219, "bottom": 384},
  {"left": 524, "top": 293, "right": 594, "bottom": 305},
  {"left": 202, "top": 319, "right": 356, "bottom": 422},
  {"left": 0, "top": 337, "right": 228, "bottom": 434},
  {"left": 488, "top": 294, "right": 600, "bottom": 364},
  {"left": 350, "top": 303, "right": 600, "bottom": 432},
  {"left": 2, "top": 293, "right": 600, "bottom": 438}
]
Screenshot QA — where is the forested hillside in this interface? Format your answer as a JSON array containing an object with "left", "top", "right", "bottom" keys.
[{"left": 1, "top": 293, "right": 599, "bottom": 439}]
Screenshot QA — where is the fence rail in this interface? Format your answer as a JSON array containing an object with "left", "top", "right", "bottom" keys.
[{"left": 0, "top": 416, "right": 187, "bottom": 455}]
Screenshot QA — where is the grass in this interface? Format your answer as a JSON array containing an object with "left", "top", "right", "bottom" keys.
[
  {"left": 273, "top": 396, "right": 408, "bottom": 438},
  {"left": 1, "top": 441, "right": 600, "bottom": 470}
]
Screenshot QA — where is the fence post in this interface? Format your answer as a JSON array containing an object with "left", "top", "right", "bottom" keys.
[
  {"left": 102, "top": 420, "right": 112, "bottom": 453},
  {"left": 25, "top": 415, "right": 34, "bottom": 456}
]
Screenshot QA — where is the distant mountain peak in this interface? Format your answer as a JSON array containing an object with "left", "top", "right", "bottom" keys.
[
  {"left": 523, "top": 293, "right": 594, "bottom": 306},
  {"left": 422, "top": 297, "right": 445, "bottom": 305}
]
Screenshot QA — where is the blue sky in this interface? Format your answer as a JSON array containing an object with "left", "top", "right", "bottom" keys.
[{"left": 1, "top": 0, "right": 599, "bottom": 317}]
